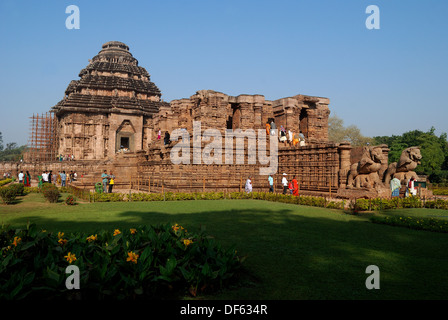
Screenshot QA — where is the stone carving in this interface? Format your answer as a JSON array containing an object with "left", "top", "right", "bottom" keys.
[
  {"left": 384, "top": 146, "right": 422, "bottom": 185},
  {"left": 346, "top": 146, "right": 384, "bottom": 189}
]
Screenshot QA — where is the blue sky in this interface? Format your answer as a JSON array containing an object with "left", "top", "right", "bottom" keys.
[{"left": 0, "top": 0, "right": 447, "bottom": 146}]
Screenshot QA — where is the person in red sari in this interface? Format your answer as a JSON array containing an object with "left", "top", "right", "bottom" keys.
[
  {"left": 292, "top": 176, "right": 299, "bottom": 196},
  {"left": 24, "top": 171, "right": 31, "bottom": 187}
]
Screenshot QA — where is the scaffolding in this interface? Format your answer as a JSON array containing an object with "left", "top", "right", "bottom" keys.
[{"left": 27, "top": 112, "right": 58, "bottom": 162}]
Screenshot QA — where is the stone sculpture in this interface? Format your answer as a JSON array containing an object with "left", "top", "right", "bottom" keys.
[
  {"left": 346, "top": 145, "right": 384, "bottom": 189},
  {"left": 384, "top": 146, "right": 422, "bottom": 185}
]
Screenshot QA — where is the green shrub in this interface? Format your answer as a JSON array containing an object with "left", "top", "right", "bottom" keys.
[
  {"left": 65, "top": 195, "right": 77, "bottom": 205},
  {"left": 41, "top": 183, "right": 60, "bottom": 203},
  {"left": 0, "top": 223, "right": 244, "bottom": 300},
  {"left": 0, "top": 186, "right": 17, "bottom": 205},
  {"left": 9, "top": 184, "right": 25, "bottom": 197},
  {"left": 24, "top": 186, "right": 40, "bottom": 194},
  {"left": 370, "top": 215, "right": 448, "bottom": 233},
  {"left": 92, "top": 192, "right": 126, "bottom": 202},
  {"left": 0, "top": 179, "right": 13, "bottom": 187}
]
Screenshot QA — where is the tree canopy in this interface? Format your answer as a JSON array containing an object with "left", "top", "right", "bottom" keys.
[
  {"left": 374, "top": 127, "right": 448, "bottom": 183},
  {"left": 0, "top": 132, "right": 27, "bottom": 162},
  {"left": 328, "top": 115, "right": 373, "bottom": 147}
]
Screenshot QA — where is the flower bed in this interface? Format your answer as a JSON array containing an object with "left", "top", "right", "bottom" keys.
[{"left": 0, "top": 222, "right": 244, "bottom": 300}]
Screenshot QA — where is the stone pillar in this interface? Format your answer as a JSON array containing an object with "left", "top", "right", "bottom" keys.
[{"left": 338, "top": 141, "right": 352, "bottom": 188}]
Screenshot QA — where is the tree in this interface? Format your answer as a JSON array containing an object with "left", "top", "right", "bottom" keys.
[
  {"left": 328, "top": 115, "right": 373, "bottom": 147},
  {"left": 0, "top": 132, "right": 3, "bottom": 152},
  {"left": 374, "top": 127, "right": 448, "bottom": 183}
]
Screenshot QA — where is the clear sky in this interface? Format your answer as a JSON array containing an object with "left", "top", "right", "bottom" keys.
[{"left": 0, "top": 0, "right": 447, "bottom": 146}]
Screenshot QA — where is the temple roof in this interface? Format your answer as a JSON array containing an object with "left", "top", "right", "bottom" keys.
[{"left": 52, "top": 41, "right": 164, "bottom": 117}]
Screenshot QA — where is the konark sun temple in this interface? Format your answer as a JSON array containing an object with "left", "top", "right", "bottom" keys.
[{"left": 2, "top": 41, "right": 431, "bottom": 199}]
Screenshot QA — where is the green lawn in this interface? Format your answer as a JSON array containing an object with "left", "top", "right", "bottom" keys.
[{"left": 1, "top": 193, "right": 448, "bottom": 300}]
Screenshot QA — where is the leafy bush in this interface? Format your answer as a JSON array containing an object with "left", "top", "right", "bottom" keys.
[
  {"left": 24, "top": 186, "right": 40, "bottom": 194},
  {"left": 9, "top": 183, "right": 25, "bottom": 197},
  {"left": 41, "top": 184, "right": 60, "bottom": 203},
  {"left": 0, "top": 223, "right": 244, "bottom": 300},
  {"left": 65, "top": 195, "right": 77, "bottom": 205},
  {"left": 92, "top": 192, "right": 126, "bottom": 202},
  {"left": 0, "top": 179, "right": 13, "bottom": 187},
  {"left": 0, "top": 186, "right": 17, "bottom": 205},
  {"left": 370, "top": 215, "right": 448, "bottom": 233}
]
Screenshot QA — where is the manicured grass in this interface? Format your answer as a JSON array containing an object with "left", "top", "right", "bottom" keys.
[{"left": 1, "top": 193, "right": 448, "bottom": 300}]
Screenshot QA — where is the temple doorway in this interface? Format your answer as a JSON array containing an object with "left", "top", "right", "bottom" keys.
[
  {"left": 120, "top": 137, "right": 130, "bottom": 149},
  {"left": 299, "top": 108, "right": 308, "bottom": 138},
  {"left": 115, "top": 120, "right": 136, "bottom": 152}
]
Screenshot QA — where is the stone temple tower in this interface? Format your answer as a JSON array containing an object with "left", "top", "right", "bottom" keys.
[{"left": 52, "top": 41, "right": 168, "bottom": 160}]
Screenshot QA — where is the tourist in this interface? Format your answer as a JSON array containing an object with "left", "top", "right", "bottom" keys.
[
  {"left": 268, "top": 175, "right": 274, "bottom": 193},
  {"left": 299, "top": 131, "right": 306, "bottom": 146},
  {"left": 266, "top": 122, "right": 271, "bottom": 136},
  {"left": 69, "top": 171, "right": 74, "bottom": 184},
  {"left": 292, "top": 132, "right": 299, "bottom": 146},
  {"left": 73, "top": 171, "right": 77, "bottom": 181},
  {"left": 108, "top": 171, "right": 115, "bottom": 193},
  {"left": 279, "top": 126, "right": 287, "bottom": 143},
  {"left": 282, "top": 173, "right": 288, "bottom": 194},
  {"left": 405, "top": 177, "right": 417, "bottom": 197},
  {"left": 245, "top": 176, "right": 252, "bottom": 193},
  {"left": 270, "top": 120, "right": 276, "bottom": 136},
  {"left": 60, "top": 171, "right": 67, "bottom": 187},
  {"left": 288, "top": 180, "right": 293, "bottom": 194},
  {"left": 390, "top": 177, "right": 401, "bottom": 197},
  {"left": 288, "top": 129, "right": 293, "bottom": 146},
  {"left": 18, "top": 171, "right": 24, "bottom": 184},
  {"left": 48, "top": 170, "right": 53, "bottom": 184},
  {"left": 164, "top": 131, "right": 171, "bottom": 146},
  {"left": 42, "top": 170, "right": 49, "bottom": 183},
  {"left": 157, "top": 128, "right": 161, "bottom": 140},
  {"left": 292, "top": 176, "right": 299, "bottom": 196},
  {"left": 24, "top": 171, "right": 31, "bottom": 187},
  {"left": 101, "top": 170, "right": 109, "bottom": 193}
]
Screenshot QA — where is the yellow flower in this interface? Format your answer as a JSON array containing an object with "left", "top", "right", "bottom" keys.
[
  {"left": 86, "top": 234, "right": 97, "bottom": 242},
  {"left": 64, "top": 252, "right": 77, "bottom": 264},
  {"left": 41, "top": 230, "right": 47, "bottom": 233},
  {"left": 126, "top": 251, "right": 139, "bottom": 264},
  {"left": 130, "top": 228, "right": 137, "bottom": 235},
  {"left": 113, "top": 229, "right": 121, "bottom": 236},
  {"left": 183, "top": 239, "right": 193, "bottom": 247},
  {"left": 58, "top": 238, "right": 67, "bottom": 245},
  {"left": 12, "top": 237, "right": 22, "bottom": 247},
  {"left": 172, "top": 224, "right": 180, "bottom": 231},
  {"left": 58, "top": 232, "right": 65, "bottom": 239}
]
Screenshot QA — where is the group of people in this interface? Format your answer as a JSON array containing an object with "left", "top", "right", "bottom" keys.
[
  {"left": 244, "top": 173, "right": 300, "bottom": 196},
  {"left": 18, "top": 171, "right": 32, "bottom": 187},
  {"left": 13, "top": 170, "right": 78, "bottom": 188},
  {"left": 57, "top": 154, "right": 75, "bottom": 161},
  {"left": 41, "top": 170, "right": 77, "bottom": 186},
  {"left": 101, "top": 170, "right": 116, "bottom": 193},
  {"left": 390, "top": 176, "right": 418, "bottom": 198},
  {"left": 266, "top": 120, "right": 306, "bottom": 147}
]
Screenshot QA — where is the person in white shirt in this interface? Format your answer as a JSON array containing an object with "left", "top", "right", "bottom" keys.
[
  {"left": 282, "top": 173, "right": 288, "bottom": 194},
  {"left": 42, "top": 171, "right": 49, "bottom": 183},
  {"left": 18, "top": 171, "right": 24, "bottom": 183}
]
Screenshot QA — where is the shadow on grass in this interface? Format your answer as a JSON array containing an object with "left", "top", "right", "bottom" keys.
[{"left": 3, "top": 201, "right": 448, "bottom": 300}]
